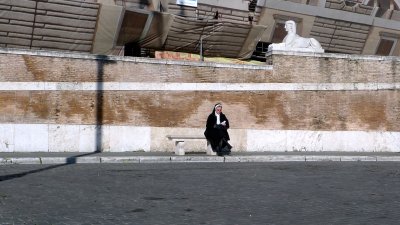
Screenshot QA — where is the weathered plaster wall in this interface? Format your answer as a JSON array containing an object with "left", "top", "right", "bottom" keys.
[{"left": 0, "top": 48, "right": 399, "bottom": 152}]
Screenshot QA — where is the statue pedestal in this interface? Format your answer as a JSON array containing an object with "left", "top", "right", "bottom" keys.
[{"left": 268, "top": 45, "right": 324, "bottom": 53}]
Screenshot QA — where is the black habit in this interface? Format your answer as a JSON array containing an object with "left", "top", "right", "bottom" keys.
[{"left": 204, "top": 108, "right": 231, "bottom": 154}]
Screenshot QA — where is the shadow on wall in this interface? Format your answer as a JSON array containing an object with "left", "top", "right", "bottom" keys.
[
  {"left": 95, "top": 55, "right": 117, "bottom": 152},
  {"left": 0, "top": 55, "right": 117, "bottom": 182}
]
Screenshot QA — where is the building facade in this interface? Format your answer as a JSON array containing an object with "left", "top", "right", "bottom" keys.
[{"left": 0, "top": 0, "right": 399, "bottom": 59}]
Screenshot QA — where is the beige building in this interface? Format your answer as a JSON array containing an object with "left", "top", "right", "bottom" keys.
[{"left": 0, "top": 0, "right": 399, "bottom": 59}]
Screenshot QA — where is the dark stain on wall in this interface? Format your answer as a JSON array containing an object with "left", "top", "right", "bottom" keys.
[
  {"left": 351, "top": 93, "right": 388, "bottom": 130},
  {"left": 30, "top": 92, "right": 50, "bottom": 120},
  {"left": 1, "top": 90, "right": 400, "bottom": 131},
  {"left": 22, "top": 55, "right": 46, "bottom": 81},
  {"left": 0, "top": 91, "right": 16, "bottom": 123},
  {"left": 125, "top": 92, "right": 204, "bottom": 127}
]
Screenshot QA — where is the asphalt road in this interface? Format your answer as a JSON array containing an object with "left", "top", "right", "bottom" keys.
[{"left": 1, "top": 162, "right": 400, "bottom": 225}]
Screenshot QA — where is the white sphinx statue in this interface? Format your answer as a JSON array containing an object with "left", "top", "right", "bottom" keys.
[{"left": 268, "top": 20, "right": 324, "bottom": 53}]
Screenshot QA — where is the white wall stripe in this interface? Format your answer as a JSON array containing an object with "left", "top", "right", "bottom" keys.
[
  {"left": 0, "top": 124, "right": 151, "bottom": 152},
  {"left": 0, "top": 82, "right": 400, "bottom": 91},
  {"left": 1, "top": 123, "right": 399, "bottom": 152},
  {"left": 247, "top": 130, "right": 400, "bottom": 152}
]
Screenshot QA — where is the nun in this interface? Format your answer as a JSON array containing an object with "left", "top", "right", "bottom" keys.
[{"left": 204, "top": 103, "right": 232, "bottom": 156}]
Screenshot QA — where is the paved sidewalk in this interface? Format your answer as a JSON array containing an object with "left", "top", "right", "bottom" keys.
[{"left": 1, "top": 151, "right": 400, "bottom": 164}]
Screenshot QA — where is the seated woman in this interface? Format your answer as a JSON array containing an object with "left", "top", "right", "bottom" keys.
[{"left": 204, "top": 103, "right": 232, "bottom": 156}]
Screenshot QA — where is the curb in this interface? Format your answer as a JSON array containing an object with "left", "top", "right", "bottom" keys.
[{"left": 2, "top": 155, "right": 400, "bottom": 164}]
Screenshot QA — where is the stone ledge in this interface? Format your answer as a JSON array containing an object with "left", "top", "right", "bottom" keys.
[
  {"left": 3, "top": 154, "right": 400, "bottom": 164},
  {"left": 266, "top": 50, "right": 400, "bottom": 61},
  {"left": 0, "top": 47, "right": 273, "bottom": 70}
]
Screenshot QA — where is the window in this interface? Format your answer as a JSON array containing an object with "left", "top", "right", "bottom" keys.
[
  {"left": 376, "top": 39, "right": 395, "bottom": 56},
  {"left": 376, "top": 32, "right": 399, "bottom": 56},
  {"left": 271, "top": 22, "right": 287, "bottom": 43}
]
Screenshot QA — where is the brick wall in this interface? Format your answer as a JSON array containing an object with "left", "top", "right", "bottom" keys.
[
  {"left": 1, "top": 49, "right": 399, "bottom": 131},
  {"left": 0, "top": 48, "right": 399, "bottom": 152}
]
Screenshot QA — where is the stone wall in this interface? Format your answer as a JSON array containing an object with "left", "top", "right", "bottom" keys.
[{"left": 0, "top": 48, "right": 399, "bottom": 152}]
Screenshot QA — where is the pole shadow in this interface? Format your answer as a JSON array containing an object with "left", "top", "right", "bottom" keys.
[
  {"left": 95, "top": 55, "right": 116, "bottom": 152},
  {"left": 0, "top": 54, "right": 117, "bottom": 182},
  {"left": 0, "top": 152, "right": 100, "bottom": 182}
]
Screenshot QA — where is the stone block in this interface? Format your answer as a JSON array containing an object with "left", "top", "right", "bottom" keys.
[
  {"left": 48, "top": 124, "right": 80, "bottom": 152},
  {"left": 0, "top": 23, "right": 32, "bottom": 34},
  {"left": 35, "top": 10, "right": 46, "bottom": 14},
  {"left": 10, "top": 20, "right": 34, "bottom": 26},
  {"left": 354, "top": 7, "right": 366, "bottom": 15},
  {"left": 197, "top": 5, "right": 212, "bottom": 12},
  {"left": 32, "top": 35, "right": 43, "bottom": 40},
  {"left": 43, "top": 36, "right": 92, "bottom": 45},
  {"left": 8, "top": 32, "right": 32, "bottom": 39},
  {"left": 315, "top": 17, "right": 335, "bottom": 24},
  {"left": 0, "top": 36, "right": 31, "bottom": 46},
  {"left": 247, "top": 130, "right": 287, "bottom": 151},
  {"left": 0, "top": 10, "right": 34, "bottom": 21},
  {"left": 211, "top": 7, "right": 231, "bottom": 14},
  {"left": 340, "top": 156, "right": 377, "bottom": 161},
  {"left": 9, "top": 157, "right": 41, "bottom": 164},
  {"left": 37, "top": 2, "right": 99, "bottom": 17},
  {"left": 139, "top": 156, "right": 171, "bottom": 163},
  {"left": 376, "top": 156, "right": 400, "bottom": 161},
  {"left": 342, "top": 26, "right": 369, "bottom": 34},
  {"left": 324, "top": 24, "right": 337, "bottom": 29},
  {"left": 220, "top": 14, "right": 244, "bottom": 22},
  {"left": 78, "top": 125, "right": 109, "bottom": 152},
  {"left": 334, "top": 29, "right": 368, "bottom": 39},
  {"left": 109, "top": 126, "right": 151, "bottom": 152},
  {"left": 336, "top": 21, "right": 351, "bottom": 27},
  {"left": 0, "top": 0, "right": 36, "bottom": 8},
  {"left": 46, "top": 11, "right": 97, "bottom": 21},
  {"left": 14, "top": 124, "right": 48, "bottom": 152},
  {"left": 231, "top": 10, "right": 248, "bottom": 18},
  {"left": 0, "top": 4, "right": 10, "bottom": 10},
  {"left": 31, "top": 40, "right": 92, "bottom": 52},
  {"left": 34, "top": 28, "right": 94, "bottom": 40},
  {"left": 312, "top": 36, "right": 332, "bottom": 43},
  {"left": 42, "top": 24, "right": 93, "bottom": 33},
  {"left": 9, "top": 6, "right": 35, "bottom": 13},
  {"left": 311, "top": 26, "right": 335, "bottom": 35},
  {"left": 305, "top": 156, "right": 342, "bottom": 161},
  {"left": 328, "top": 2, "right": 344, "bottom": 9},
  {"left": 35, "top": 23, "right": 45, "bottom": 28},
  {"left": 35, "top": 15, "right": 97, "bottom": 29},
  {"left": 100, "top": 156, "right": 141, "bottom": 163},
  {"left": 0, "top": 18, "right": 9, "bottom": 23},
  {"left": 74, "top": 157, "right": 101, "bottom": 164},
  {"left": 342, "top": 5, "right": 353, "bottom": 12},
  {"left": 5, "top": 44, "right": 27, "bottom": 48},
  {"left": 0, "top": 124, "right": 14, "bottom": 152},
  {"left": 170, "top": 156, "right": 224, "bottom": 162},
  {"left": 47, "top": 0, "right": 100, "bottom": 9}
]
